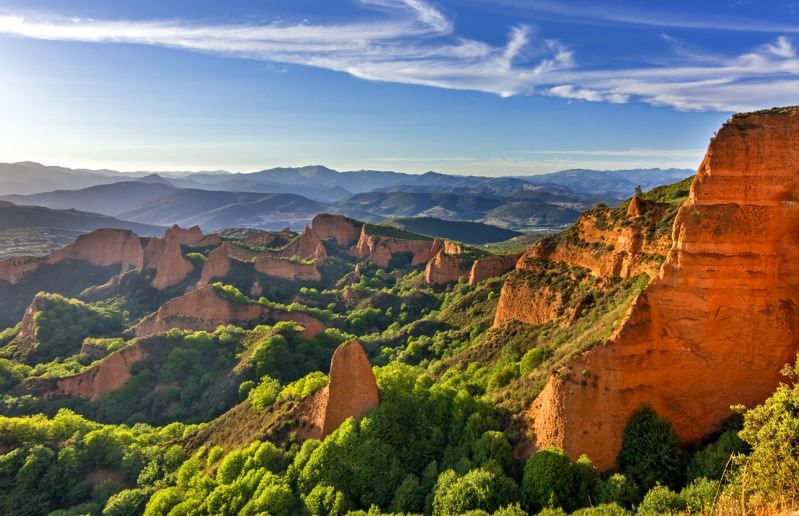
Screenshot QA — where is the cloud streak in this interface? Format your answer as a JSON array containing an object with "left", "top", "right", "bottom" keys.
[{"left": 0, "top": 1, "right": 798, "bottom": 111}]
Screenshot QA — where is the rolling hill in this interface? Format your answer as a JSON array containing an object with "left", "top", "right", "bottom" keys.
[{"left": 380, "top": 217, "right": 522, "bottom": 245}]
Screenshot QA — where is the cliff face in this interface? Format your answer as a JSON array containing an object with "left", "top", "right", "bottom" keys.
[
  {"left": 280, "top": 226, "right": 328, "bottom": 261},
  {"left": 469, "top": 254, "right": 520, "bottom": 285},
  {"left": 312, "top": 340, "right": 380, "bottom": 437},
  {"left": 165, "top": 225, "right": 204, "bottom": 246},
  {"left": 424, "top": 249, "right": 467, "bottom": 284},
  {"left": 48, "top": 343, "right": 150, "bottom": 401},
  {"left": 199, "top": 246, "right": 232, "bottom": 285},
  {"left": 350, "top": 226, "right": 436, "bottom": 268},
  {"left": 494, "top": 274, "right": 567, "bottom": 326},
  {"left": 527, "top": 107, "right": 799, "bottom": 469},
  {"left": 0, "top": 229, "right": 144, "bottom": 285},
  {"left": 312, "top": 214, "right": 363, "bottom": 246},
  {"left": 254, "top": 257, "right": 321, "bottom": 281},
  {"left": 134, "top": 285, "right": 271, "bottom": 336},
  {"left": 150, "top": 236, "right": 194, "bottom": 289}
]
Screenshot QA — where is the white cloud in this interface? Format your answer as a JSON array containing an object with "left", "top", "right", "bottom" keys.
[{"left": 0, "top": 2, "right": 798, "bottom": 111}]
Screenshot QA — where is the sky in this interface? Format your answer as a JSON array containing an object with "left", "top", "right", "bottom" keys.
[{"left": 0, "top": 0, "right": 797, "bottom": 176}]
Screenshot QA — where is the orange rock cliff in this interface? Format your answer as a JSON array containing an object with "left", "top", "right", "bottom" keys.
[
  {"left": 312, "top": 340, "right": 380, "bottom": 437},
  {"left": 311, "top": 214, "right": 363, "bottom": 246},
  {"left": 526, "top": 106, "right": 799, "bottom": 469}
]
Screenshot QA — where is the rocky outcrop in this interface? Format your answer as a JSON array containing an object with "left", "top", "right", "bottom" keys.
[
  {"left": 0, "top": 229, "right": 144, "bottom": 285},
  {"left": 254, "top": 257, "right": 321, "bottom": 281},
  {"left": 149, "top": 236, "right": 195, "bottom": 290},
  {"left": 47, "top": 343, "right": 149, "bottom": 401},
  {"left": 424, "top": 249, "right": 467, "bottom": 284},
  {"left": 165, "top": 225, "right": 204, "bottom": 246},
  {"left": 312, "top": 214, "right": 363, "bottom": 246},
  {"left": 526, "top": 106, "right": 799, "bottom": 469},
  {"left": 199, "top": 246, "right": 232, "bottom": 285},
  {"left": 19, "top": 297, "right": 40, "bottom": 339},
  {"left": 134, "top": 285, "right": 271, "bottom": 336},
  {"left": 312, "top": 340, "right": 380, "bottom": 437},
  {"left": 280, "top": 227, "right": 328, "bottom": 261},
  {"left": 272, "top": 312, "right": 326, "bottom": 339},
  {"left": 196, "top": 234, "right": 223, "bottom": 248},
  {"left": 494, "top": 272, "right": 567, "bottom": 326},
  {"left": 350, "top": 226, "right": 436, "bottom": 268},
  {"left": 469, "top": 254, "right": 520, "bottom": 285}
]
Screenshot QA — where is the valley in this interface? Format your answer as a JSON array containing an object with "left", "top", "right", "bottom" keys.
[{"left": 0, "top": 107, "right": 797, "bottom": 515}]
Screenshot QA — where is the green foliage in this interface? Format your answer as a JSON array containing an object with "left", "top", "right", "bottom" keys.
[
  {"left": 431, "top": 467, "right": 520, "bottom": 516},
  {"left": 680, "top": 477, "right": 718, "bottom": 513},
  {"left": 237, "top": 380, "right": 255, "bottom": 401},
  {"left": 593, "top": 473, "right": 639, "bottom": 508},
  {"left": 519, "top": 346, "right": 553, "bottom": 375},
  {"left": 29, "top": 292, "right": 123, "bottom": 363},
  {"left": 211, "top": 282, "right": 253, "bottom": 305},
  {"left": 572, "top": 503, "right": 631, "bottom": 516},
  {"left": 734, "top": 364, "right": 799, "bottom": 507},
  {"left": 617, "top": 406, "right": 685, "bottom": 491},
  {"left": 635, "top": 485, "right": 686, "bottom": 515},
  {"left": 278, "top": 371, "right": 328, "bottom": 402},
  {"left": 522, "top": 446, "right": 573, "bottom": 511},
  {"left": 686, "top": 429, "right": 745, "bottom": 481},
  {"left": 248, "top": 375, "right": 281, "bottom": 409},
  {"left": 304, "top": 483, "right": 351, "bottom": 515}
]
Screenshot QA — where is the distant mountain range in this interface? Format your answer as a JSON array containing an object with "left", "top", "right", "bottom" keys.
[{"left": 0, "top": 161, "right": 694, "bottom": 232}]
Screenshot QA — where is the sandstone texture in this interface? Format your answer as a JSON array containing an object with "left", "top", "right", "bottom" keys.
[
  {"left": 254, "top": 256, "right": 321, "bottom": 281},
  {"left": 424, "top": 249, "right": 467, "bottom": 284},
  {"left": 165, "top": 224, "right": 204, "bottom": 246},
  {"left": 280, "top": 226, "right": 328, "bottom": 261},
  {"left": 350, "top": 225, "right": 436, "bottom": 268},
  {"left": 312, "top": 340, "right": 380, "bottom": 437},
  {"left": 312, "top": 214, "right": 363, "bottom": 246},
  {"left": 199, "top": 246, "right": 232, "bottom": 285},
  {"left": 494, "top": 275, "right": 566, "bottom": 326},
  {"left": 134, "top": 285, "right": 271, "bottom": 336},
  {"left": 150, "top": 236, "right": 194, "bottom": 289},
  {"left": 48, "top": 343, "right": 149, "bottom": 401},
  {"left": 526, "top": 106, "right": 799, "bottom": 469},
  {"left": 468, "top": 254, "right": 520, "bottom": 285}
]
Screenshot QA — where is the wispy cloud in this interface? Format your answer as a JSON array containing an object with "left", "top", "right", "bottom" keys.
[{"left": 0, "top": 1, "right": 798, "bottom": 111}]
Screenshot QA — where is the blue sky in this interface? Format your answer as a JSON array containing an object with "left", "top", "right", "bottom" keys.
[{"left": 0, "top": 0, "right": 797, "bottom": 175}]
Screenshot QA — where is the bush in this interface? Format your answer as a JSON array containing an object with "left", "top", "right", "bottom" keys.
[
  {"left": 279, "top": 372, "right": 328, "bottom": 402},
  {"left": 686, "top": 429, "right": 745, "bottom": 481},
  {"left": 304, "top": 483, "right": 351, "bottom": 516},
  {"left": 636, "top": 485, "right": 685, "bottom": 515},
  {"left": 617, "top": 406, "right": 685, "bottom": 491},
  {"left": 569, "top": 454, "right": 600, "bottom": 510},
  {"left": 102, "top": 488, "right": 153, "bottom": 515},
  {"left": 432, "top": 468, "right": 520, "bottom": 516},
  {"left": 572, "top": 503, "right": 630, "bottom": 515},
  {"left": 522, "top": 446, "right": 572, "bottom": 511},
  {"left": 248, "top": 375, "right": 281, "bottom": 409},
  {"left": 519, "top": 346, "right": 553, "bottom": 375},
  {"left": 680, "top": 477, "right": 717, "bottom": 513},
  {"left": 593, "top": 473, "right": 639, "bottom": 508}
]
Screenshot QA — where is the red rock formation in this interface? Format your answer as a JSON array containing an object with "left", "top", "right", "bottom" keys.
[
  {"left": 271, "top": 312, "right": 326, "bottom": 339},
  {"left": 165, "top": 224, "right": 204, "bottom": 246},
  {"left": 424, "top": 249, "right": 467, "bottom": 284},
  {"left": 49, "top": 229, "right": 144, "bottom": 269},
  {"left": 199, "top": 246, "right": 232, "bottom": 285},
  {"left": 469, "top": 254, "right": 520, "bottom": 285},
  {"left": 626, "top": 196, "right": 644, "bottom": 218},
  {"left": 150, "top": 236, "right": 194, "bottom": 290},
  {"left": 196, "top": 234, "right": 223, "bottom": 248},
  {"left": 527, "top": 106, "right": 799, "bottom": 469},
  {"left": 48, "top": 343, "right": 149, "bottom": 401},
  {"left": 312, "top": 340, "right": 380, "bottom": 437},
  {"left": 312, "top": 214, "right": 362, "bottom": 246},
  {"left": 494, "top": 272, "right": 566, "bottom": 326},
  {"left": 279, "top": 226, "right": 327, "bottom": 260},
  {"left": 134, "top": 285, "right": 271, "bottom": 336},
  {"left": 254, "top": 257, "right": 321, "bottom": 281},
  {"left": 350, "top": 225, "right": 436, "bottom": 268},
  {"left": 19, "top": 298, "right": 40, "bottom": 339},
  {"left": 1, "top": 229, "right": 144, "bottom": 285},
  {"left": 0, "top": 256, "right": 45, "bottom": 284}
]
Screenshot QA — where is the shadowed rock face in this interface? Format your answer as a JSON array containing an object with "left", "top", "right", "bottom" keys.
[
  {"left": 527, "top": 106, "right": 799, "bottom": 469},
  {"left": 312, "top": 214, "right": 363, "bottom": 247},
  {"left": 350, "top": 225, "right": 437, "bottom": 268},
  {"left": 165, "top": 225, "right": 204, "bottom": 246},
  {"left": 313, "top": 340, "right": 380, "bottom": 437},
  {"left": 150, "top": 236, "right": 194, "bottom": 289},
  {"left": 468, "top": 254, "right": 520, "bottom": 285},
  {"left": 424, "top": 249, "right": 466, "bottom": 284}
]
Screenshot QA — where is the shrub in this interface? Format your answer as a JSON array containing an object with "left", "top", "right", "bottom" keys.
[
  {"left": 237, "top": 380, "right": 255, "bottom": 401},
  {"left": 278, "top": 372, "right": 328, "bottom": 402},
  {"left": 304, "top": 483, "right": 351, "bottom": 516},
  {"left": 636, "top": 485, "right": 685, "bottom": 515},
  {"left": 519, "top": 346, "right": 553, "bottom": 375},
  {"left": 617, "top": 406, "right": 685, "bottom": 491},
  {"left": 432, "top": 468, "right": 520, "bottom": 516},
  {"left": 569, "top": 454, "right": 600, "bottom": 510},
  {"left": 686, "top": 429, "right": 745, "bottom": 481},
  {"left": 572, "top": 503, "right": 630, "bottom": 515},
  {"left": 522, "top": 446, "right": 572, "bottom": 511},
  {"left": 248, "top": 375, "right": 281, "bottom": 409},
  {"left": 680, "top": 477, "right": 718, "bottom": 513},
  {"left": 593, "top": 473, "right": 639, "bottom": 508}
]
